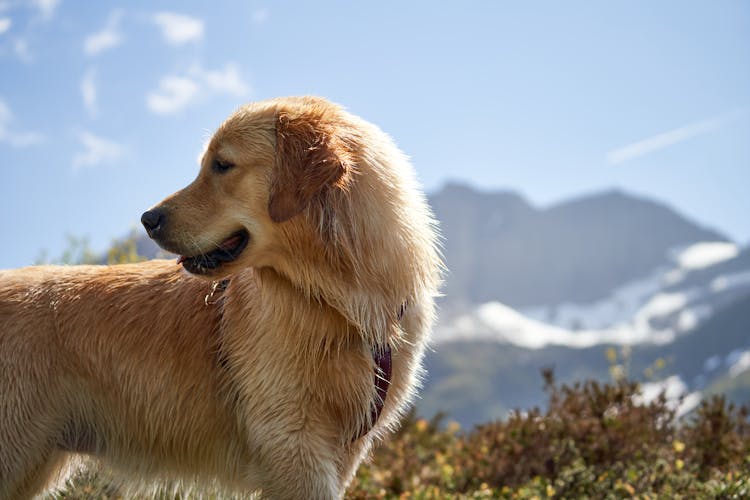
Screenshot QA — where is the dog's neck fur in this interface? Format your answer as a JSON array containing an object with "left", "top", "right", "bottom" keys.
[{"left": 265, "top": 117, "right": 442, "bottom": 348}]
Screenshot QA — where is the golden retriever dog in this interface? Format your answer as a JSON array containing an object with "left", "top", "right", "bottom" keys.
[{"left": 0, "top": 96, "right": 442, "bottom": 499}]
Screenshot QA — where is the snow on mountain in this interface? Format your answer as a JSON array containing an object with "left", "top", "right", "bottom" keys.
[
  {"left": 435, "top": 241, "right": 749, "bottom": 350},
  {"left": 728, "top": 349, "right": 750, "bottom": 378},
  {"left": 433, "top": 301, "right": 585, "bottom": 348},
  {"left": 435, "top": 295, "right": 682, "bottom": 349},
  {"left": 666, "top": 242, "right": 740, "bottom": 284},
  {"left": 635, "top": 375, "right": 702, "bottom": 418},
  {"left": 522, "top": 273, "right": 663, "bottom": 330},
  {"left": 674, "top": 242, "right": 739, "bottom": 270}
]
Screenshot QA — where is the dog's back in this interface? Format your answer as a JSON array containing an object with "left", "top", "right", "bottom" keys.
[{"left": 0, "top": 262, "right": 253, "bottom": 497}]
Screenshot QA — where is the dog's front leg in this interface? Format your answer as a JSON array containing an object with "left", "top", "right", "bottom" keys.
[{"left": 251, "top": 433, "right": 345, "bottom": 500}]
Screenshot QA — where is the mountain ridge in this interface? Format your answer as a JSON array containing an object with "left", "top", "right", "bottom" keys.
[{"left": 431, "top": 183, "right": 728, "bottom": 309}]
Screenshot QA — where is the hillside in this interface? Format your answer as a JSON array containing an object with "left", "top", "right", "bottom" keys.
[{"left": 421, "top": 290, "right": 750, "bottom": 426}]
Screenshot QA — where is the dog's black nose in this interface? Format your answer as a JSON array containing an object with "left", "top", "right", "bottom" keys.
[{"left": 141, "top": 209, "right": 165, "bottom": 236}]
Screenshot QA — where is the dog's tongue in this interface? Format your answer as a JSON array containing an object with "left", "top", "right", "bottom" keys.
[
  {"left": 220, "top": 234, "right": 242, "bottom": 250},
  {"left": 177, "top": 234, "right": 241, "bottom": 266}
]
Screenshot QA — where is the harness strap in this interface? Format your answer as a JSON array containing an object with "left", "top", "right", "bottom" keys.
[{"left": 352, "top": 344, "right": 392, "bottom": 441}]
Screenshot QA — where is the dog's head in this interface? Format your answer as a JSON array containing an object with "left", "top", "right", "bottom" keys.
[
  {"left": 142, "top": 97, "right": 356, "bottom": 278},
  {"left": 144, "top": 96, "right": 442, "bottom": 342}
]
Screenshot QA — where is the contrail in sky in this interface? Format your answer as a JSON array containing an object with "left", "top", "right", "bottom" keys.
[{"left": 606, "top": 109, "right": 746, "bottom": 165}]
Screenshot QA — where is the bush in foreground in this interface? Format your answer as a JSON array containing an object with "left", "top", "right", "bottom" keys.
[
  {"left": 53, "top": 371, "right": 750, "bottom": 498},
  {"left": 350, "top": 370, "right": 750, "bottom": 498}
]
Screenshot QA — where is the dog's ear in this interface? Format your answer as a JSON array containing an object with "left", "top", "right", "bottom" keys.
[{"left": 269, "top": 112, "right": 351, "bottom": 223}]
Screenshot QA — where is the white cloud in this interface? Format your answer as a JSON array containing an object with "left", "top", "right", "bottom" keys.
[
  {"left": 153, "top": 12, "right": 203, "bottom": 45},
  {"left": 606, "top": 109, "right": 746, "bottom": 165},
  {"left": 0, "top": 97, "right": 43, "bottom": 147},
  {"left": 81, "top": 68, "right": 97, "bottom": 117},
  {"left": 190, "top": 63, "right": 250, "bottom": 96},
  {"left": 146, "top": 76, "right": 200, "bottom": 114},
  {"left": 12, "top": 37, "right": 32, "bottom": 63},
  {"left": 34, "top": 0, "right": 59, "bottom": 21},
  {"left": 147, "top": 63, "right": 250, "bottom": 115},
  {"left": 1, "top": 99, "right": 13, "bottom": 123},
  {"left": 0, "top": 16, "right": 11, "bottom": 34},
  {"left": 72, "top": 131, "right": 124, "bottom": 170},
  {"left": 251, "top": 8, "right": 269, "bottom": 24},
  {"left": 84, "top": 9, "right": 123, "bottom": 56}
]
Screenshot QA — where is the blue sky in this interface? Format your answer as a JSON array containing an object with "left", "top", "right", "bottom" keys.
[{"left": 1, "top": 0, "right": 748, "bottom": 269}]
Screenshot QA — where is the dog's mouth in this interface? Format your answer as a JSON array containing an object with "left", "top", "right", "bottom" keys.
[{"left": 176, "top": 230, "right": 250, "bottom": 275}]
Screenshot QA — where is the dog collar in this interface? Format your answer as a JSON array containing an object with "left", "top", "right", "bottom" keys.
[
  {"left": 355, "top": 300, "right": 408, "bottom": 439},
  {"left": 205, "top": 278, "right": 231, "bottom": 306}
]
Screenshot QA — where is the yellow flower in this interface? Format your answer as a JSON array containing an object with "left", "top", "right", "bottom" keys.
[
  {"left": 415, "top": 419, "right": 428, "bottom": 432},
  {"left": 606, "top": 347, "right": 618, "bottom": 363},
  {"left": 609, "top": 364, "right": 625, "bottom": 381},
  {"left": 546, "top": 484, "right": 556, "bottom": 497},
  {"left": 676, "top": 459, "right": 685, "bottom": 470},
  {"left": 673, "top": 440, "right": 685, "bottom": 453},
  {"left": 441, "top": 464, "right": 454, "bottom": 478}
]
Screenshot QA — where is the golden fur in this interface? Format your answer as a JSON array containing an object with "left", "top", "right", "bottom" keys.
[{"left": 0, "top": 96, "right": 442, "bottom": 499}]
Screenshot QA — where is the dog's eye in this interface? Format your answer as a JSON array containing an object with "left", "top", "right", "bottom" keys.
[{"left": 212, "top": 159, "right": 235, "bottom": 174}]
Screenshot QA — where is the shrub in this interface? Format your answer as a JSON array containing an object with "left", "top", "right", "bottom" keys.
[{"left": 348, "top": 370, "right": 750, "bottom": 498}]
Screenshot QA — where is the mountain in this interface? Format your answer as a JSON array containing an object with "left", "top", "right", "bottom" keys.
[
  {"left": 134, "top": 233, "right": 170, "bottom": 260},
  {"left": 418, "top": 184, "right": 750, "bottom": 426},
  {"left": 430, "top": 183, "right": 727, "bottom": 309}
]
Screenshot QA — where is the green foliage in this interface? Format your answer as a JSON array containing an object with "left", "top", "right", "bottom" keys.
[
  {"left": 35, "top": 230, "right": 145, "bottom": 266},
  {"left": 35, "top": 234, "right": 100, "bottom": 265},
  {"left": 51, "top": 371, "right": 750, "bottom": 498},
  {"left": 106, "top": 229, "right": 146, "bottom": 265}
]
